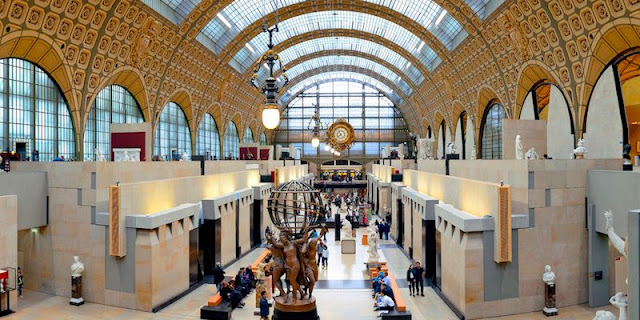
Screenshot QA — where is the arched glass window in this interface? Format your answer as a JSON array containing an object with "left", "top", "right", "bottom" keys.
[
  {"left": 480, "top": 102, "right": 506, "bottom": 159},
  {"left": 243, "top": 127, "right": 254, "bottom": 143},
  {"left": 84, "top": 85, "right": 144, "bottom": 160},
  {"left": 196, "top": 113, "right": 220, "bottom": 160},
  {"left": 260, "top": 132, "right": 267, "bottom": 145},
  {"left": 274, "top": 80, "right": 409, "bottom": 159},
  {"left": 224, "top": 121, "right": 239, "bottom": 159},
  {"left": 154, "top": 102, "right": 192, "bottom": 160},
  {"left": 0, "top": 58, "right": 76, "bottom": 161}
]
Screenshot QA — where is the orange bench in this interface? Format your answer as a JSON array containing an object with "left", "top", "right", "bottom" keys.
[
  {"left": 251, "top": 249, "right": 271, "bottom": 275},
  {"left": 387, "top": 272, "right": 407, "bottom": 312},
  {"left": 207, "top": 292, "right": 223, "bottom": 307}
]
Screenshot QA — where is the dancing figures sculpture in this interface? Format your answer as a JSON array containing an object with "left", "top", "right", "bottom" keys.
[{"left": 267, "top": 181, "right": 324, "bottom": 320}]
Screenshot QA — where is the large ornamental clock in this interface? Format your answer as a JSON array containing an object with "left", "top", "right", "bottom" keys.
[{"left": 326, "top": 118, "right": 355, "bottom": 152}]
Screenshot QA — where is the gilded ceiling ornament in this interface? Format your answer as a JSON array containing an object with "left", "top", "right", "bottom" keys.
[
  {"left": 130, "top": 19, "right": 159, "bottom": 68},
  {"left": 504, "top": 15, "right": 530, "bottom": 62},
  {"left": 326, "top": 118, "right": 355, "bottom": 152}
]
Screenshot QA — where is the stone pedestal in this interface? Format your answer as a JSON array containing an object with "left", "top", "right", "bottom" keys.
[
  {"left": 272, "top": 297, "right": 319, "bottom": 320},
  {"left": 362, "top": 234, "right": 368, "bottom": 245},
  {"left": 70, "top": 276, "right": 84, "bottom": 306},
  {"left": 341, "top": 239, "right": 356, "bottom": 254},
  {"left": 543, "top": 283, "right": 557, "bottom": 316}
]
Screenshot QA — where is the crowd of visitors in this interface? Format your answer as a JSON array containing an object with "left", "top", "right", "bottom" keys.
[{"left": 216, "top": 265, "right": 256, "bottom": 309}]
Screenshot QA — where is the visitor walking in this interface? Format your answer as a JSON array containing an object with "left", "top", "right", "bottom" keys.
[
  {"left": 212, "top": 262, "right": 225, "bottom": 291},
  {"left": 17, "top": 267, "right": 23, "bottom": 298},
  {"left": 260, "top": 290, "right": 270, "bottom": 320},
  {"left": 317, "top": 240, "right": 324, "bottom": 266},
  {"left": 414, "top": 262, "right": 425, "bottom": 296},
  {"left": 406, "top": 264, "right": 416, "bottom": 296},
  {"left": 322, "top": 244, "right": 329, "bottom": 269},
  {"left": 383, "top": 222, "right": 390, "bottom": 240}
]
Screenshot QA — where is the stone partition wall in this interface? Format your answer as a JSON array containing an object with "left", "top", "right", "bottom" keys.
[
  {"left": 416, "top": 160, "right": 446, "bottom": 175},
  {"left": 372, "top": 164, "right": 394, "bottom": 182},
  {"left": 424, "top": 159, "right": 622, "bottom": 319},
  {"left": 275, "top": 165, "right": 309, "bottom": 185},
  {"left": 254, "top": 183, "right": 274, "bottom": 244},
  {"left": 390, "top": 182, "right": 404, "bottom": 242}
]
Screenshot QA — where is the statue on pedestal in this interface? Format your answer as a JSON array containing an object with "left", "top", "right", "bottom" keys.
[
  {"left": 418, "top": 138, "right": 428, "bottom": 160},
  {"left": 341, "top": 219, "right": 353, "bottom": 239},
  {"left": 470, "top": 146, "right": 477, "bottom": 160},
  {"left": 525, "top": 147, "right": 540, "bottom": 160},
  {"left": 70, "top": 256, "right": 85, "bottom": 306},
  {"left": 573, "top": 139, "right": 588, "bottom": 159},
  {"left": 515, "top": 135, "right": 524, "bottom": 160},
  {"left": 96, "top": 148, "right": 106, "bottom": 162},
  {"left": 367, "top": 222, "right": 380, "bottom": 261},
  {"left": 180, "top": 152, "right": 189, "bottom": 161},
  {"left": 542, "top": 265, "right": 557, "bottom": 316}
]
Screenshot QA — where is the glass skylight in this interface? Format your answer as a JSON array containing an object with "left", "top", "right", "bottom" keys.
[
  {"left": 253, "top": 37, "right": 424, "bottom": 85},
  {"left": 281, "top": 72, "right": 403, "bottom": 106},
  {"left": 465, "top": 0, "right": 505, "bottom": 20},
  {"left": 267, "top": 56, "right": 413, "bottom": 96},
  {"left": 200, "top": 0, "right": 465, "bottom": 55},
  {"left": 228, "top": 11, "right": 441, "bottom": 74},
  {"left": 142, "top": 0, "right": 203, "bottom": 25}
]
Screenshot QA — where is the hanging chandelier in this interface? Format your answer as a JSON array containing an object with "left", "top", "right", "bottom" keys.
[
  {"left": 250, "top": 18, "right": 288, "bottom": 130},
  {"left": 306, "top": 104, "right": 326, "bottom": 148}
]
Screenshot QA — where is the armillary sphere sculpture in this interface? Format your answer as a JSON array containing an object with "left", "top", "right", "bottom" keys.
[{"left": 266, "top": 181, "right": 325, "bottom": 320}]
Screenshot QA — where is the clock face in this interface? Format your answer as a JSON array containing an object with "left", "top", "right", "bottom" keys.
[{"left": 334, "top": 127, "right": 349, "bottom": 143}]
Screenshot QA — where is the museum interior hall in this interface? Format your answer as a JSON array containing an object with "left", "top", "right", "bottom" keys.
[{"left": 1, "top": 0, "right": 640, "bottom": 319}]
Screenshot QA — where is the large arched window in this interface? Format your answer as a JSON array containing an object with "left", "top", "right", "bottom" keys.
[
  {"left": 243, "top": 127, "right": 254, "bottom": 143},
  {"left": 84, "top": 85, "right": 144, "bottom": 160},
  {"left": 196, "top": 113, "right": 220, "bottom": 160},
  {"left": 438, "top": 121, "right": 446, "bottom": 159},
  {"left": 274, "top": 80, "right": 409, "bottom": 159},
  {"left": 0, "top": 58, "right": 76, "bottom": 161},
  {"left": 224, "top": 121, "right": 239, "bottom": 159},
  {"left": 456, "top": 112, "right": 467, "bottom": 159},
  {"left": 154, "top": 102, "right": 192, "bottom": 160},
  {"left": 260, "top": 132, "right": 267, "bottom": 145},
  {"left": 480, "top": 102, "right": 506, "bottom": 159}
]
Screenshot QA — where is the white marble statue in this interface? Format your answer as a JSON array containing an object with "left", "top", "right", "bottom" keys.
[
  {"left": 605, "top": 211, "right": 627, "bottom": 258},
  {"left": 96, "top": 148, "right": 106, "bottom": 162},
  {"left": 593, "top": 310, "right": 617, "bottom": 320},
  {"left": 542, "top": 265, "right": 556, "bottom": 284},
  {"left": 610, "top": 292, "right": 628, "bottom": 320},
  {"left": 367, "top": 225, "right": 380, "bottom": 261},
  {"left": 573, "top": 139, "right": 588, "bottom": 158},
  {"left": 383, "top": 145, "right": 391, "bottom": 158},
  {"left": 470, "top": 146, "right": 477, "bottom": 160},
  {"left": 525, "top": 147, "right": 539, "bottom": 160},
  {"left": 180, "top": 152, "right": 189, "bottom": 161},
  {"left": 397, "top": 145, "right": 405, "bottom": 159},
  {"left": 447, "top": 142, "right": 458, "bottom": 155},
  {"left": 341, "top": 218, "right": 353, "bottom": 239},
  {"left": 71, "top": 256, "right": 85, "bottom": 278},
  {"left": 515, "top": 135, "right": 524, "bottom": 160}
]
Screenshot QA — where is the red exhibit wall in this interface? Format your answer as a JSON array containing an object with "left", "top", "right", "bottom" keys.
[
  {"left": 240, "top": 147, "right": 258, "bottom": 160},
  {"left": 111, "top": 132, "right": 146, "bottom": 161},
  {"left": 259, "top": 149, "right": 270, "bottom": 160}
]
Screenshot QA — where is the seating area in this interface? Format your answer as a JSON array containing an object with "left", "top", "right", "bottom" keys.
[
  {"left": 200, "top": 249, "right": 271, "bottom": 320},
  {"left": 371, "top": 269, "right": 411, "bottom": 319}
]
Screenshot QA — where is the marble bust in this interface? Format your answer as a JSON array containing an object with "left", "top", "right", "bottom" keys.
[
  {"left": 71, "top": 256, "right": 84, "bottom": 278},
  {"left": 542, "top": 265, "right": 556, "bottom": 284},
  {"left": 515, "top": 135, "right": 524, "bottom": 160},
  {"left": 447, "top": 142, "right": 457, "bottom": 155},
  {"left": 573, "top": 139, "right": 588, "bottom": 158}
]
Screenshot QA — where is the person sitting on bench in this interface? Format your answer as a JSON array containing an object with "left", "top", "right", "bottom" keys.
[
  {"left": 244, "top": 265, "right": 255, "bottom": 288},
  {"left": 374, "top": 290, "right": 395, "bottom": 311},
  {"left": 235, "top": 268, "right": 250, "bottom": 296},
  {"left": 228, "top": 280, "right": 245, "bottom": 308},
  {"left": 372, "top": 271, "right": 384, "bottom": 296}
]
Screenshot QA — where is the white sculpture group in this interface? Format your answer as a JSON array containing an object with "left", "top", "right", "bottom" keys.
[
  {"left": 515, "top": 135, "right": 540, "bottom": 160},
  {"left": 367, "top": 221, "right": 380, "bottom": 262}
]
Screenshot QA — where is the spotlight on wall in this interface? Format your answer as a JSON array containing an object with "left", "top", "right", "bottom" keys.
[{"left": 31, "top": 228, "right": 38, "bottom": 233}]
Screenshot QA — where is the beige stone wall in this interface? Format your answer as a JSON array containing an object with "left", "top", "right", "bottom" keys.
[
  {"left": 435, "top": 159, "right": 621, "bottom": 319},
  {"left": 502, "top": 119, "right": 547, "bottom": 160},
  {"left": 238, "top": 197, "right": 251, "bottom": 255},
  {"left": 402, "top": 196, "right": 411, "bottom": 254},
  {"left": 0, "top": 196, "right": 18, "bottom": 309},
  {"left": 118, "top": 170, "right": 260, "bottom": 216},
  {"left": 204, "top": 161, "right": 248, "bottom": 175},
  {"left": 221, "top": 202, "right": 237, "bottom": 265},
  {"left": 275, "top": 165, "right": 309, "bottom": 185},
  {"left": 416, "top": 160, "right": 446, "bottom": 175},
  {"left": 372, "top": 164, "right": 394, "bottom": 182},
  {"left": 403, "top": 169, "right": 503, "bottom": 217},
  {"left": 412, "top": 204, "right": 422, "bottom": 262}
]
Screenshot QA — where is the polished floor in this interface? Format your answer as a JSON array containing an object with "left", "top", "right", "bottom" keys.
[{"left": 7, "top": 226, "right": 617, "bottom": 319}]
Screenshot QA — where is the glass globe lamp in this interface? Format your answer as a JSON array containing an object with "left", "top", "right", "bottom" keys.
[
  {"left": 311, "top": 137, "right": 320, "bottom": 148},
  {"left": 262, "top": 104, "right": 280, "bottom": 130}
]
